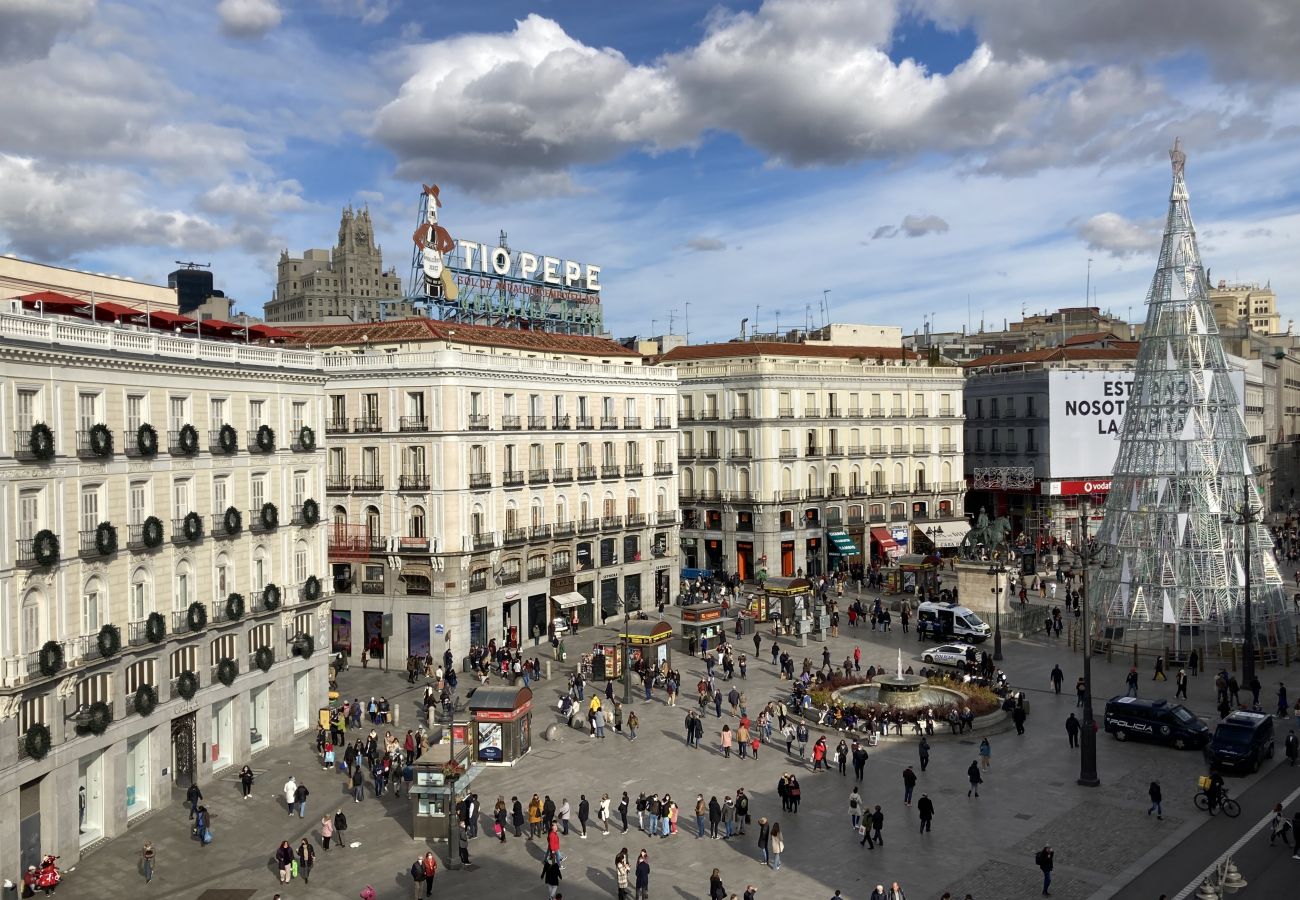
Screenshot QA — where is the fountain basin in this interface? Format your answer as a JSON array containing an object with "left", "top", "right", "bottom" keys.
[{"left": 834, "top": 681, "right": 965, "bottom": 712}]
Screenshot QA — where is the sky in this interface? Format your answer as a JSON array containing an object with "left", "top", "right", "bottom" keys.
[{"left": 2, "top": 0, "right": 1299, "bottom": 343}]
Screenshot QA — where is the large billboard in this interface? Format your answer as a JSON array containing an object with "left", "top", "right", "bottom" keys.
[{"left": 1047, "top": 368, "right": 1245, "bottom": 481}]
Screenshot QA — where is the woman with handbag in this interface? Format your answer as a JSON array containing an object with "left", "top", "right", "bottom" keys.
[
  {"left": 709, "top": 867, "right": 727, "bottom": 900},
  {"left": 296, "top": 838, "right": 315, "bottom": 884},
  {"left": 275, "top": 840, "right": 294, "bottom": 884}
]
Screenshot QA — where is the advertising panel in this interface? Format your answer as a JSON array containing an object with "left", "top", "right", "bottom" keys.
[{"left": 1048, "top": 368, "right": 1246, "bottom": 480}]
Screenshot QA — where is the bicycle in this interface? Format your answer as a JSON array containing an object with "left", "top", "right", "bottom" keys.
[{"left": 1194, "top": 788, "right": 1241, "bottom": 817}]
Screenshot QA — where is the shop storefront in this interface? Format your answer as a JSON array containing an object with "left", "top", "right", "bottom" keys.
[
  {"left": 125, "top": 733, "right": 150, "bottom": 818},
  {"left": 870, "top": 527, "right": 899, "bottom": 563},
  {"left": 826, "top": 529, "right": 861, "bottom": 574},
  {"left": 408, "top": 613, "right": 431, "bottom": 658},
  {"left": 331, "top": 610, "right": 352, "bottom": 655}
]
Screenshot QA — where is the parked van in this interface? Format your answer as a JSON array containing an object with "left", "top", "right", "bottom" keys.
[
  {"left": 916, "top": 601, "right": 991, "bottom": 642},
  {"left": 1103, "top": 696, "right": 1210, "bottom": 750},
  {"left": 1204, "top": 710, "right": 1275, "bottom": 773}
]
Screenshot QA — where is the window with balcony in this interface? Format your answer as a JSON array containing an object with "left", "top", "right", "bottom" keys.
[
  {"left": 16, "top": 388, "right": 40, "bottom": 434},
  {"left": 291, "top": 401, "right": 306, "bottom": 436},
  {"left": 249, "top": 398, "right": 266, "bottom": 429},
  {"left": 409, "top": 505, "right": 426, "bottom": 539},
  {"left": 169, "top": 395, "right": 189, "bottom": 433},
  {"left": 213, "top": 476, "right": 228, "bottom": 518},
  {"left": 82, "top": 577, "right": 103, "bottom": 636},
  {"left": 328, "top": 395, "right": 347, "bottom": 431},
  {"left": 251, "top": 473, "right": 266, "bottom": 510}
]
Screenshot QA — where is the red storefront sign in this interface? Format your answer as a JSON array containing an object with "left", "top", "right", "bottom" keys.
[{"left": 1058, "top": 479, "right": 1112, "bottom": 496}]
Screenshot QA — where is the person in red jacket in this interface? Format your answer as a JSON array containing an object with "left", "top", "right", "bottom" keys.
[{"left": 547, "top": 822, "right": 565, "bottom": 866}]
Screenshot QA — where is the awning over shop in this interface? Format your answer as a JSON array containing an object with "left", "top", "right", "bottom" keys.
[
  {"left": 551, "top": 591, "right": 586, "bottom": 609},
  {"left": 827, "top": 530, "right": 861, "bottom": 555},
  {"left": 870, "top": 527, "right": 899, "bottom": 555},
  {"left": 926, "top": 521, "right": 971, "bottom": 548}
]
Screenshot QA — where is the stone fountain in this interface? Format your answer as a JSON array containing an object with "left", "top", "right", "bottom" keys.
[{"left": 833, "top": 648, "right": 963, "bottom": 712}]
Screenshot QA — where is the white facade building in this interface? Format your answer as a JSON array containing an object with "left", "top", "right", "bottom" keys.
[
  {"left": 655, "top": 338, "right": 966, "bottom": 579},
  {"left": 0, "top": 306, "right": 329, "bottom": 876},
  {"left": 289, "top": 318, "right": 680, "bottom": 665}
]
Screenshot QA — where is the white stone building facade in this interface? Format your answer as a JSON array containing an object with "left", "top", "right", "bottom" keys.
[{"left": 0, "top": 309, "right": 330, "bottom": 876}]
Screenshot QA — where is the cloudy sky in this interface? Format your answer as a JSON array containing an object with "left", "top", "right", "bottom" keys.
[{"left": 3, "top": 0, "right": 1299, "bottom": 341}]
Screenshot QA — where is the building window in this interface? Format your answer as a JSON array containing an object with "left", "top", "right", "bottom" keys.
[
  {"left": 409, "top": 506, "right": 426, "bottom": 538},
  {"left": 131, "top": 569, "right": 150, "bottom": 622},
  {"left": 82, "top": 577, "right": 103, "bottom": 635},
  {"left": 16, "top": 388, "right": 40, "bottom": 433},
  {"left": 126, "top": 394, "right": 147, "bottom": 434}
]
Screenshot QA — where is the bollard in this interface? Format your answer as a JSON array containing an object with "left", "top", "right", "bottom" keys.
[
  {"left": 393, "top": 703, "right": 400, "bottom": 726},
  {"left": 1106, "top": 641, "right": 1113, "bottom": 663},
  {"left": 545, "top": 661, "right": 552, "bottom": 681}
]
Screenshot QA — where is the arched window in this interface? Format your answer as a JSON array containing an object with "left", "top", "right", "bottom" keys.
[
  {"left": 850, "top": 466, "right": 861, "bottom": 490},
  {"left": 781, "top": 467, "right": 792, "bottom": 492},
  {"left": 365, "top": 505, "right": 381, "bottom": 542},
  {"left": 892, "top": 463, "right": 905, "bottom": 488},
  {"left": 737, "top": 468, "right": 750, "bottom": 494},
  {"left": 130, "top": 567, "right": 152, "bottom": 622},
  {"left": 806, "top": 466, "right": 818, "bottom": 491},
  {"left": 705, "top": 467, "right": 719, "bottom": 493},
  {"left": 505, "top": 499, "right": 519, "bottom": 532},
  {"left": 915, "top": 465, "right": 927, "bottom": 491},
  {"left": 682, "top": 468, "right": 695, "bottom": 491},
  {"left": 175, "top": 560, "right": 193, "bottom": 608},
  {"left": 80, "top": 576, "right": 104, "bottom": 636},
  {"left": 602, "top": 491, "right": 617, "bottom": 518},
  {"left": 214, "top": 552, "right": 232, "bottom": 598},
  {"left": 941, "top": 461, "right": 952, "bottom": 485},
  {"left": 530, "top": 497, "right": 544, "bottom": 527},
  {"left": 580, "top": 494, "right": 591, "bottom": 522},
  {"left": 555, "top": 496, "right": 568, "bottom": 526},
  {"left": 625, "top": 489, "right": 639, "bottom": 516},
  {"left": 409, "top": 505, "right": 426, "bottom": 538},
  {"left": 252, "top": 546, "right": 268, "bottom": 592},
  {"left": 656, "top": 486, "right": 668, "bottom": 512}
]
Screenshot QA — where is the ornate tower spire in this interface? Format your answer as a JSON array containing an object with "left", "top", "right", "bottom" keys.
[{"left": 1089, "top": 142, "right": 1291, "bottom": 659}]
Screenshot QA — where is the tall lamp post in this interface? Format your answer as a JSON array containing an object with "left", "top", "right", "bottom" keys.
[
  {"left": 987, "top": 560, "right": 1006, "bottom": 661},
  {"left": 445, "top": 707, "right": 463, "bottom": 868},
  {"left": 925, "top": 526, "right": 944, "bottom": 599},
  {"left": 620, "top": 594, "right": 633, "bottom": 706},
  {"left": 1225, "top": 501, "right": 1259, "bottom": 688},
  {"left": 1073, "top": 497, "right": 1101, "bottom": 788}
]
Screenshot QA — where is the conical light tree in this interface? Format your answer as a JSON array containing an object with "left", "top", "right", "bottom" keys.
[{"left": 1090, "top": 141, "right": 1292, "bottom": 671}]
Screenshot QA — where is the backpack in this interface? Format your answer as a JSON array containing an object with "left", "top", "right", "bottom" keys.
[{"left": 1035, "top": 850, "right": 1047, "bottom": 867}]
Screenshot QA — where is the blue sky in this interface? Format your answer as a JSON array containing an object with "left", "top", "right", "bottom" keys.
[{"left": 2, "top": 0, "right": 1299, "bottom": 342}]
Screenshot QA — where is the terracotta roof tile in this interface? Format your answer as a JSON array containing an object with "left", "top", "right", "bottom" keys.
[
  {"left": 281, "top": 317, "right": 637, "bottom": 357},
  {"left": 655, "top": 341, "right": 921, "bottom": 364}
]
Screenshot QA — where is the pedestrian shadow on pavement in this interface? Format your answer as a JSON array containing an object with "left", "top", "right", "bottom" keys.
[
  {"left": 585, "top": 864, "right": 615, "bottom": 892},
  {"left": 672, "top": 886, "right": 703, "bottom": 900}
]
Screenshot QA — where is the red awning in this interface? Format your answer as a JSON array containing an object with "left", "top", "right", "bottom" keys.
[
  {"left": 247, "top": 323, "right": 300, "bottom": 341},
  {"left": 20, "top": 291, "right": 89, "bottom": 316},
  {"left": 194, "top": 318, "right": 243, "bottom": 337},
  {"left": 870, "top": 527, "right": 899, "bottom": 554},
  {"left": 86, "top": 300, "right": 144, "bottom": 322},
  {"left": 144, "top": 310, "right": 195, "bottom": 330}
]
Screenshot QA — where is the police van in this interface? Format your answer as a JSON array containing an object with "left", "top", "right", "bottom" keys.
[
  {"left": 1103, "top": 696, "right": 1210, "bottom": 750},
  {"left": 916, "top": 601, "right": 991, "bottom": 643}
]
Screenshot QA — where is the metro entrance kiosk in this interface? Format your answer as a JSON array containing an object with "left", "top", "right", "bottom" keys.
[{"left": 680, "top": 603, "right": 723, "bottom": 654}]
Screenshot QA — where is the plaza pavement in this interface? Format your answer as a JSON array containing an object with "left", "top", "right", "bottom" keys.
[{"left": 44, "top": 586, "right": 1299, "bottom": 900}]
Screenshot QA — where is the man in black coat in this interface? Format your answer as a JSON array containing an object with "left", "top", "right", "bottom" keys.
[
  {"left": 1065, "top": 714, "right": 1081, "bottom": 749},
  {"left": 917, "top": 794, "right": 934, "bottom": 833}
]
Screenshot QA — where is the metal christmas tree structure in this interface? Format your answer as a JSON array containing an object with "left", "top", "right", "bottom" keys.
[{"left": 1090, "top": 141, "right": 1292, "bottom": 665}]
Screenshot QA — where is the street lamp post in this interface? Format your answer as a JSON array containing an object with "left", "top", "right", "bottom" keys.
[
  {"left": 1075, "top": 497, "right": 1100, "bottom": 787},
  {"left": 446, "top": 710, "right": 462, "bottom": 868},
  {"left": 1227, "top": 502, "right": 1259, "bottom": 689},
  {"left": 987, "top": 561, "right": 1006, "bottom": 661},
  {"left": 925, "top": 526, "right": 944, "bottom": 599},
  {"left": 621, "top": 594, "right": 633, "bottom": 706}
]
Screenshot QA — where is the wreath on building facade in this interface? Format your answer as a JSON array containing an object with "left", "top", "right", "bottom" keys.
[
  {"left": 76, "top": 700, "right": 112, "bottom": 736},
  {"left": 216, "top": 657, "right": 238, "bottom": 686},
  {"left": 141, "top": 516, "right": 165, "bottom": 548},
  {"left": 96, "top": 623, "right": 121, "bottom": 659},
  {"left": 262, "top": 583, "right": 282, "bottom": 611},
  {"left": 300, "top": 498, "right": 320, "bottom": 526},
  {"left": 176, "top": 669, "right": 199, "bottom": 700},
  {"left": 225, "top": 592, "right": 245, "bottom": 622},
  {"left": 260, "top": 502, "right": 279, "bottom": 531},
  {"left": 23, "top": 723, "right": 51, "bottom": 760},
  {"left": 256, "top": 424, "right": 276, "bottom": 453},
  {"left": 223, "top": 506, "right": 242, "bottom": 536},
  {"left": 135, "top": 423, "right": 158, "bottom": 456},
  {"left": 94, "top": 521, "right": 118, "bottom": 557},
  {"left": 133, "top": 683, "right": 158, "bottom": 717},
  {"left": 292, "top": 633, "right": 315, "bottom": 658},
  {"left": 186, "top": 601, "right": 208, "bottom": 632},
  {"left": 145, "top": 611, "right": 166, "bottom": 643},
  {"left": 182, "top": 511, "right": 203, "bottom": 542},
  {"left": 28, "top": 423, "right": 54, "bottom": 460},
  {"left": 88, "top": 423, "right": 114, "bottom": 457},
  {"left": 37, "top": 640, "right": 64, "bottom": 677},
  {"left": 298, "top": 424, "right": 316, "bottom": 451},
  {"left": 177, "top": 423, "right": 199, "bottom": 454},
  {"left": 32, "top": 529, "right": 60, "bottom": 567},
  {"left": 303, "top": 574, "right": 322, "bottom": 603},
  {"left": 254, "top": 646, "right": 274, "bottom": 672},
  {"left": 218, "top": 423, "right": 238, "bottom": 454}
]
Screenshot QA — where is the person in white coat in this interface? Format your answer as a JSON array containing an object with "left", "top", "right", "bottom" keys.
[{"left": 283, "top": 776, "right": 298, "bottom": 816}]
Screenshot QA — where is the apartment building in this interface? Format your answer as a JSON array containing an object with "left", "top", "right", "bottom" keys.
[
  {"left": 289, "top": 318, "right": 680, "bottom": 665},
  {"left": 0, "top": 304, "right": 329, "bottom": 876},
  {"left": 654, "top": 337, "right": 967, "bottom": 579}
]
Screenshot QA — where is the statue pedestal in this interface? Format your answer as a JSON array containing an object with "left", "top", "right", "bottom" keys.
[{"left": 953, "top": 561, "right": 1001, "bottom": 616}]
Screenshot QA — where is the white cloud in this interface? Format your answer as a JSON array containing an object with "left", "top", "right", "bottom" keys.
[
  {"left": 871, "top": 214, "right": 950, "bottom": 240},
  {"left": 682, "top": 236, "right": 726, "bottom": 252},
  {"left": 324, "top": 0, "right": 393, "bottom": 26},
  {"left": 0, "top": 0, "right": 94, "bottom": 64},
  {"left": 197, "top": 178, "right": 307, "bottom": 222},
  {"left": 1076, "top": 212, "right": 1161, "bottom": 258},
  {"left": 0, "top": 154, "right": 244, "bottom": 259},
  {"left": 217, "top": 0, "right": 282, "bottom": 39}
]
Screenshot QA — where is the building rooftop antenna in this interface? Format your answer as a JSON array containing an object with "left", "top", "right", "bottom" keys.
[{"left": 174, "top": 261, "right": 211, "bottom": 269}]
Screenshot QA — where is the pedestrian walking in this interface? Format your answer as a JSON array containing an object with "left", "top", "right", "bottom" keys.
[
  {"left": 541, "top": 853, "right": 563, "bottom": 899},
  {"left": 709, "top": 868, "right": 726, "bottom": 900},
  {"left": 320, "top": 814, "right": 334, "bottom": 850},
  {"left": 294, "top": 780, "right": 310, "bottom": 818},
  {"left": 917, "top": 794, "right": 934, "bottom": 833},
  {"left": 275, "top": 840, "right": 294, "bottom": 884},
  {"left": 902, "top": 766, "right": 917, "bottom": 805},
  {"left": 186, "top": 782, "right": 202, "bottom": 819},
  {"left": 1153, "top": 656, "right": 1166, "bottom": 681},
  {"left": 768, "top": 823, "right": 784, "bottom": 870},
  {"left": 1286, "top": 730, "right": 1299, "bottom": 767},
  {"left": 1049, "top": 665, "right": 1064, "bottom": 694},
  {"left": 918, "top": 737, "right": 930, "bottom": 772},
  {"left": 296, "top": 838, "right": 315, "bottom": 885},
  {"left": 757, "top": 817, "right": 770, "bottom": 865},
  {"left": 635, "top": 849, "right": 650, "bottom": 900},
  {"left": 1065, "top": 713, "right": 1081, "bottom": 748},
  {"left": 628, "top": 710, "right": 639, "bottom": 741},
  {"left": 334, "top": 808, "right": 348, "bottom": 849},
  {"left": 978, "top": 738, "right": 991, "bottom": 770},
  {"left": 1278, "top": 683, "right": 1289, "bottom": 718},
  {"left": 967, "top": 760, "right": 982, "bottom": 798},
  {"left": 849, "top": 787, "right": 862, "bottom": 829},
  {"left": 1076, "top": 677, "right": 1086, "bottom": 707},
  {"left": 1035, "top": 845, "right": 1054, "bottom": 896},
  {"left": 599, "top": 793, "right": 611, "bottom": 835},
  {"left": 140, "top": 841, "right": 155, "bottom": 884},
  {"left": 239, "top": 765, "right": 255, "bottom": 799},
  {"left": 1125, "top": 667, "right": 1139, "bottom": 697},
  {"left": 619, "top": 792, "right": 630, "bottom": 833},
  {"left": 1147, "top": 781, "right": 1162, "bottom": 820},
  {"left": 578, "top": 795, "right": 590, "bottom": 838},
  {"left": 870, "top": 805, "right": 884, "bottom": 846}
]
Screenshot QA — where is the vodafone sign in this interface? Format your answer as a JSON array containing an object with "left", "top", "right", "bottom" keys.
[{"left": 1058, "top": 479, "right": 1112, "bottom": 496}]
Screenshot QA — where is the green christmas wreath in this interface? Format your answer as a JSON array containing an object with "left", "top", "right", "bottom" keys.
[
  {"left": 135, "top": 423, "right": 158, "bottom": 456},
  {"left": 298, "top": 424, "right": 316, "bottom": 451},
  {"left": 23, "top": 723, "right": 51, "bottom": 760},
  {"left": 262, "top": 583, "right": 281, "bottom": 611},
  {"left": 222, "top": 506, "right": 242, "bottom": 536},
  {"left": 256, "top": 424, "right": 276, "bottom": 452},
  {"left": 182, "top": 511, "right": 203, "bottom": 542},
  {"left": 216, "top": 656, "right": 238, "bottom": 686},
  {"left": 260, "top": 502, "right": 279, "bottom": 530},
  {"left": 254, "top": 646, "right": 274, "bottom": 672},
  {"left": 96, "top": 623, "right": 121, "bottom": 658},
  {"left": 28, "top": 423, "right": 54, "bottom": 460},
  {"left": 300, "top": 498, "right": 320, "bottom": 526},
  {"left": 133, "top": 683, "right": 158, "bottom": 717},
  {"left": 292, "top": 633, "right": 316, "bottom": 659},
  {"left": 94, "top": 521, "right": 118, "bottom": 556},
  {"left": 186, "top": 601, "right": 207, "bottom": 632},
  {"left": 303, "top": 574, "right": 322, "bottom": 602},
  {"left": 145, "top": 611, "right": 166, "bottom": 643},
  {"left": 177, "top": 423, "right": 199, "bottom": 454},
  {"left": 176, "top": 670, "right": 199, "bottom": 700},
  {"left": 88, "top": 423, "right": 114, "bottom": 457},
  {"left": 218, "top": 423, "right": 238, "bottom": 454},
  {"left": 75, "top": 700, "right": 113, "bottom": 736},
  {"left": 32, "top": 529, "right": 60, "bottom": 567},
  {"left": 141, "top": 516, "right": 165, "bottom": 549},
  {"left": 225, "top": 592, "right": 245, "bottom": 621},
  {"left": 37, "top": 640, "right": 64, "bottom": 677}
]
